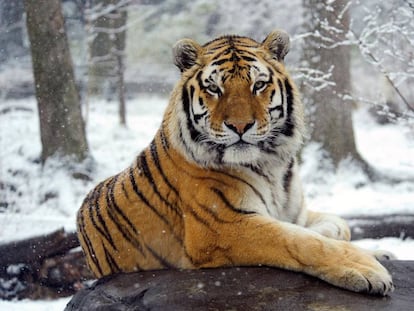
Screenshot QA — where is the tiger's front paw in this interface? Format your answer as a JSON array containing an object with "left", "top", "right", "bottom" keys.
[{"left": 319, "top": 243, "right": 394, "bottom": 296}]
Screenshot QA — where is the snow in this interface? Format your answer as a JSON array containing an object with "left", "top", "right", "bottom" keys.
[
  {"left": 0, "top": 97, "right": 165, "bottom": 242},
  {"left": 1, "top": 96, "right": 414, "bottom": 309},
  {"left": 0, "top": 297, "right": 71, "bottom": 311},
  {"left": 301, "top": 110, "right": 414, "bottom": 217}
]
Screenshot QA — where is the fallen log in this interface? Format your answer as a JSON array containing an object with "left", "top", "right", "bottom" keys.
[
  {"left": 64, "top": 260, "right": 414, "bottom": 311},
  {"left": 0, "top": 228, "right": 79, "bottom": 270},
  {"left": 0, "top": 229, "right": 93, "bottom": 300},
  {"left": 345, "top": 214, "right": 414, "bottom": 240}
]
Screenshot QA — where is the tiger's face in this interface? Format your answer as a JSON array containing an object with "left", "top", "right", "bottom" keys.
[{"left": 169, "top": 30, "right": 304, "bottom": 167}]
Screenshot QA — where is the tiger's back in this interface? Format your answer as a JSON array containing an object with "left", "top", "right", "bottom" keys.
[{"left": 77, "top": 30, "right": 394, "bottom": 296}]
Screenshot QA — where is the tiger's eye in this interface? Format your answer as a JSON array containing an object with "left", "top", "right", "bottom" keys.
[
  {"left": 254, "top": 81, "right": 266, "bottom": 92},
  {"left": 207, "top": 84, "right": 220, "bottom": 95}
]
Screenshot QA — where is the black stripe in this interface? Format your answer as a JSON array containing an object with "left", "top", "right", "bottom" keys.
[
  {"left": 268, "top": 89, "right": 280, "bottom": 114},
  {"left": 150, "top": 139, "right": 181, "bottom": 200},
  {"left": 281, "top": 78, "right": 294, "bottom": 136},
  {"left": 211, "top": 58, "right": 231, "bottom": 66},
  {"left": 182, "top": 85, "right": 203, "bottom": 142},
  {"left": 194, "top": 110, "right": 207, "bottom": 122},
  {"left": 233, "top": 42, "right": 258, "bottom": 48},
  {"left": 146, "top": 244, "right": 175, "bottom": 269},
  {"left": 138, "top": 153, "right": 155, "bottom": 187},
  {"left": 199, "top": 97, "right": 204, "bottom": 108},
  {"left": 268, "top": 80, "right": 285, "bottom": 117},
  {"left": 278, "top": 79, "right": 285, "bottom": 110},
  {"left": 108, "top": 178, "right": 138, "bottom": 235},
  {"left": 105, "top": 202, "right": 146, "bottom": 257},
  {"left": 196, "top": 201, "right": 232, "bottom": 224},
  {"left": 187, "top": 207, "right": 218, "bottom": 233},
  {"left": 178, "top": 123, "right": 198, "bottom": 161},
  {"left": 243, "top": 164, "right": 272, "bottom": 184},
  {"left": 244, "top": 165, "right": 275, "bottom": 216},
  {"left": 121, "top": 180, "right": 130, "bottom": 201},
  {"left": 210, "top": 169, "right": 267, "bottom": 206},
  {"left": 283, "top": 158, "right": 294, "bottom": 194},
  {"left": 103, "top": 243, "right": 120, "bottom": 273},
  {"left": 190, "top": 85, "right": 195, "bottom": 100},
  {"left": 128, "top": 166, "right": 181, "bottom": 242},
  {"left": 241, "top": 55, "right": 257, "bottom": 62},
  {"left": 160, "top": 141, "right": 230, "bottom": 189},
  {"left": 238, "top": 49, "right": 262, "bottom": 57},
  {"left": 209, "top": 45, "right": 258, "bottom": 60},
  {"left": 88, "top": 182, "right": 118, "bottom": 251},
  {"left": 211, "top": 187, "right": 256, "bottom": 215},
  {"left": 105, "top": 176, "right": 146, "bottom": 256},
  {"left": 78, "top": 210, "right": 104, "bottom": 276},
  {"left": 160, "top": 127, "right": 170, "bottom": 150},
  {"left": 139, "top": 151, "right": 182, "bottom": 218},
  {"left": 195, "top": 70, "right": 204, "bottom": 89},
  {"left": 266, "top": 67, "right": 274, "bottom": 84},
  {"left": 202, "top": 35, "right": 251, "bottom": 47},
  {"left": 191, "top": 96, "right": 207, "bottom": 123},
  {"left": 129, "top": 166, "right": 169, "bottom": 225}
]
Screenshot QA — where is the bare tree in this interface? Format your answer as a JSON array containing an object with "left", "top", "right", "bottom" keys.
[
  {"left": 86, "top": 0, "right": 129, "bottom": 125},
  {"left": 24, "top": 0, "right": 89, "bottom": 163},
  {"left": 299, "top": 0, "right": 414, "bottom": 179},
  {"left": 348, "top": 0, "right": 414, "bottom": 123},
  {"left": 300, "top": 0, "right": 363, "bottom": 168}
]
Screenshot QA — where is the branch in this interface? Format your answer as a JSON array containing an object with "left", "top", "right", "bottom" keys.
[
  {"left": 350, "top": 29, "right": 414, "bottom": 113},
  {"left": 0, "top": 228, "right": 79, "bottom": 270}
]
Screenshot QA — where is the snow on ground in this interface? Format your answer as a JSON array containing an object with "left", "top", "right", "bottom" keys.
[
  {"left": 1, "top": 96, "right": 414, "bottom": 309},
  {"left": 0, "top": 297, "right": 71, "bottom": 311},
  {"left": 0, "top": 97, "right": 166, "bottom": 241}
]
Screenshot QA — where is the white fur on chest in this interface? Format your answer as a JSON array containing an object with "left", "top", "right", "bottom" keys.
[{"left": 239, "top": 162, "right": 304, "bottom": 224}]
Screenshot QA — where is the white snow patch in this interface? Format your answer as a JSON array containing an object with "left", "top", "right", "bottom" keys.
[{"left": 0, "top": 297, "right": 71, "bottom": 311}]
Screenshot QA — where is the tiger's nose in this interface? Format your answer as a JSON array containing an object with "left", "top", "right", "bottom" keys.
[{"left": 224, "top": 120, "right": 255, "bottom": 135}]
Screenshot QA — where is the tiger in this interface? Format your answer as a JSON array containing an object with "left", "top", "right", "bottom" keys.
[{"left": 77, "top": 29, "right": 394, "bottom": 296}]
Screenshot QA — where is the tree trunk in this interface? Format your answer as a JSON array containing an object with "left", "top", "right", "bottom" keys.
[
  {"left": 87, "top": 0, "right": 117, "bottom": 97},
  {"left": 87, "top": 0, "right": 128, "bottom": 126},
  {"left": 301, "top": 0, "right": 361, "bottom": 167},
  {"left": 114, "top": 8, "right": 128, "bottom": 126},
  {"left": 24, "top": 0, "right": 89, "bottom": 163}
]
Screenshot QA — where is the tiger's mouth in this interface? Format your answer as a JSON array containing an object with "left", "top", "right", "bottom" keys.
[
  {"left": 220, "top": 140, "right": 261, "bottom": 164},
  {"left": 226, "top": 140, "right": 255, "bottom": 148}
]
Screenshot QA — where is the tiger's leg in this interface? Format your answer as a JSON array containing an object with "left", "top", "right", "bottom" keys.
[
  {"left": 304, "top": 210, "right": 396, "bottom": 260},
  {"left": 305, "top": 210, "right": 351, "bottom": 241},
  {"left": 184, "top": 214, "right": 394, "bottom": 295}
]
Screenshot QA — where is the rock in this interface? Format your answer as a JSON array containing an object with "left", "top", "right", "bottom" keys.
[{"left": 65, "top": 260, "right": 414, "bottom": 311}]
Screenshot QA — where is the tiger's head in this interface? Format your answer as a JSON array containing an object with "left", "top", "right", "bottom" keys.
[{"left": 166, "top": 30, "right": 305, "bottom": 167}]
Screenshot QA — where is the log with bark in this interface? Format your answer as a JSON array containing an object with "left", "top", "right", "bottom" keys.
[
  {"left": 0, "top": 229, "right": 93, "bottom": 300},
  {"left": 345, "top": 214, "right": 414, "bottom": 240},
  {"left": 64, "top": 261, "right": 414, "bottom": 311},
  {"left": 1, "top": 213, "right": 413, "bottom": 300}
]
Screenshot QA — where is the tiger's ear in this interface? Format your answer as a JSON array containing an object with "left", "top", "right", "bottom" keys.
[
  {"left": 173, "top": 39, "right": 202, "bottom": 72},
  {"left": 261, "top": 29, "right": 290, "bottom": 61}
]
